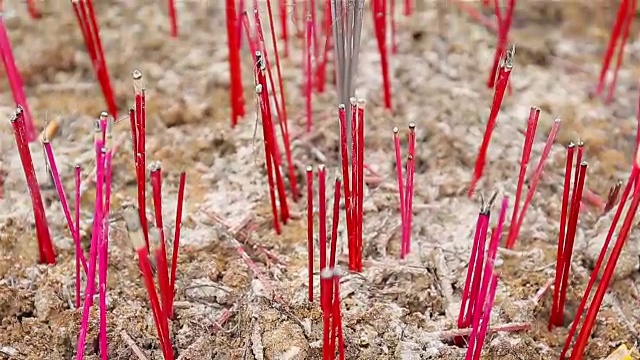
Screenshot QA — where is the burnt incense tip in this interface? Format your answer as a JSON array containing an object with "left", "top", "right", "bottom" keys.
[
  {"left": 393, "top": 126, "right": 399, "bottom": 134},
  {"left": 100, "top": 147, "right": 107, "bottom": 155},
  {"left": 567, "top": 142, "right": 575, "bottom": 148},
  {"left": 320, "top": 267, "right": 334, "bottom": 279},
  {"left": 99, "top": 111, "right": 109, "bottom": 120},
  {"left": 554, "top": 118, "right": 562, "bottom": 124},
  {"left": 408, "top": 122, "right": 416, "bottom": 131},
  {"left": 306, "top": 165, "right": 313, "bottom": 172},
  {"left": 75, "top": 163, "right": 81, "bottom": 169},
  {"left": 255, "top": 84, "right": 263, "bottom": 94},
  {"left": 10, "top": 106, "right": 23, "bottom": 122},
  {"left": 318, "top": 164, "right": 326, "bottom": 172},
  {"left": 349, "top": 97, "right": 357, "bottom": 106},
  {"left": 504, "top": 44, "right": 515, "bottom": 69},
  {"left": 132, "top": 69, "right": 142, "bottom": 80},
  {"left": 580, "top": 161, "right": 588, "bottom": 167},
  {"left": 338, "top": 104, "right": 346, "bottom": 110},
  {"left": 576, "top": 139, "right": 584, "bottom": 147}
]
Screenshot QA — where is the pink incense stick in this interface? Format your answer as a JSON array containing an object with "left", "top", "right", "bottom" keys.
[
  {"left": 74, "top": 164, "right": 83, "bottom": 308},
  {"left": 42, "top": 141, "right": 87, "bottom": 273},
  {"left": 98, "top": 147, "right": 109, "bottom": 360},
  {"left": 307, "top": 166, "right": 314, "bottom": 303},
  {"left": 393, "top": 127, "right": 406, "bottom": 258},
  {"left": 458, "top": 207, "right": 490, "bottom": 329},
  {"left": 466, "top": 197, "right": 508, "bottom": 359},
  {"left": 77, "top": 128, "right": 105, "bottom": 360},
  {"left": 404, "top": 123, "right": 416, "bottom": 255},
  {"left": 0, "top": 16, "right": 37, "bottom": 142}
]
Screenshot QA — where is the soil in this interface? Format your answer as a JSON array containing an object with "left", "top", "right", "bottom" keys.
[{"left": 1, "top": 1, "right": 640, "bottom": 359}]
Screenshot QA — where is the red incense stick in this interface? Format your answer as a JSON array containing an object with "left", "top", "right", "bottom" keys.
[
  {"left": 125, "top": 209, "right": 173, "bottom": 360},
  {"left": 506, "top": 118, "right": 562, "bottom": 248},
  {"left": 132, "top": 71, "right": 150, "bottom": 249},
  {"left": 338, "top": 105, "right": 354, "bottom": 267},
  {"left": 167, "top": 0, "right": 178, "bottom": 37},
  {"left": 10, "top": 107, "right": 55, "bottom": 264},
  {"left": 506, "top": 107, "right": 540, "bottom": 247},
  {"left": 469, "top": 45, "right": 514, "bottom": 197},
  {"left": 560, "top": 164, "right": 639, "bottom": 359},
  {"left": 487, "top": 0, "right": 516, "bottom": 89},
  {"left": 606, "top": 0, "right": 637, "bottom": 103},
  {"left": 554, "top": 161, "right": 587, "bottom": 327},
  {"left": 329, "top": 175, "right": 342, "bottom": 270},
  {"left": 372, "top": 0, "right": 392, "bottom": 109},
  {"left": 279, "top": 0, "right": 289, "bottom": 57},
  {"left": 319, "top": 165, "right": 327, "bottom": 306},
  {"left": 550, "top": 143, "right": 575, "bottom": 329},
  {"left": 568, "top": 153, "right": 640, "bottom": 359},
  {"left": 321, "top": 268, "right": 334, "bottom": 360},
  {"left": 307, "top": 166, "right": 314, "bottom": 302},
  {"left": 226, "top": 0, "right": 244, "bottom": 127},
  {"left": 596, "top": 0, "right": 632, "bottom": 96},
  {"left": 168, "top": 170, "right": 186, "bottom": 319},
  {"left": 306, "top": 15, "right": 313, "bottom": 133}
]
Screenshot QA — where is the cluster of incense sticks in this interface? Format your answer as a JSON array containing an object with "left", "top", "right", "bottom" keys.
[
  {"left": 596, "top": 0, "right": 637, "bottom": 103},
  {"left": 125, "top": 208, "right": 174, "bottom": 360},
  {"left": 321, "top": 268, "right": 346, "bottom": 360},
  {"left": 245, "top": 3, "right": 298, "bottom": 202},
  {"left": 338, "top": 101, "right": 365, "bottom": 271},
  {"left": 560, "top": 148, "right": 640, "bottom": 359},
  {"left": 331, "top": 0, "right": 365, "bottom": 123},
  {"left": 9, "top": 107, "right": 55, "bottom": 264},
  {"left": 76, "top": 113, "right": 116, "bottom": 360},
  {"left": 505, "top": 114, "right": 562, "bottom": 249},
  {"left": 167, "top": 0, "right": 178, "bottom": 37},
  {"left": 71, "top": 0, "right": 117, "bottom": 119},
  {"left": 371, "top": 0, "right": 392, "bottom": 109},
  {"left": 460, "top": 196, "right": 508, "bottom": 360},
  {"left": 0, "top": 15, "right": 37, "bottom": 142},
  {"left": 468, "top": 44, "right": 515, "bottom": 197},
  {"left": 392, "top": 124, "right": 416, "bottom": 259},
  {"left": 226, "top": 0, "right": 245, "bottom": 127},
  {"left": 487, "top": 0, "right": 516, "bottom": 89},
  {"left": 254, "top": 53, "right": 291, "bottom": 234},
  {"left": 306, "top": 165, "right": 341, "bottom": 306},
  {"left": 550, "top": 142, "right": 588, "bottom": 329}
]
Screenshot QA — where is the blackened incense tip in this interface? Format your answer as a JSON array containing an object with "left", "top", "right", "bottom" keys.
[
  {"left": 349, "top": 97, "right": 357, "bottom": 106},
  {"left": 255, "top": 84, "right": 263, "bottom": 94},
  {"left": 75, "top": 163, "right": 81, "bottom": 169},
  {"left": 306, "top": 165, "right": 313, "bottom": 172},
  {"left": 10, "top": 106, "right": 23, "bottom": 122},
  {"left": 320, "top": 267, "right": 334, "bottom": 279},
  {"left": 504, "top": 44, "right": 515, "bottom": 69},
  {"left": 318, "top": 164, "right": 326, "bottom": 173},
  {"left": 580, "top": 161, "right": 588, "bottom": 168},
  {"left": 99, "top": 111, "right": 109, "bottom": 120},
  {"left": 553, "top": 118, "right": 562, "bottom": 125},
  {"left": 567, "top": 142, "right": 575, "bottom": 149},
  {"left": 338, "top": 104, "right": 346, "bottom": 111},
  {"left": 576, "top": 139, "right": 584, "bottom": 147},
  {"left": 408, "top": 122, "right": 416, "bottom": 131},
  {"left": 393, "top": 126, "right": 399, "bottom": 134},
  {"left": 100, "top": 147, "right": 107, "bottom": 155}
]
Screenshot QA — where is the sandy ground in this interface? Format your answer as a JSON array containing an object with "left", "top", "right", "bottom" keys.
[{"left": 1, "top": 1, "right": 640, "bottom": 359}]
